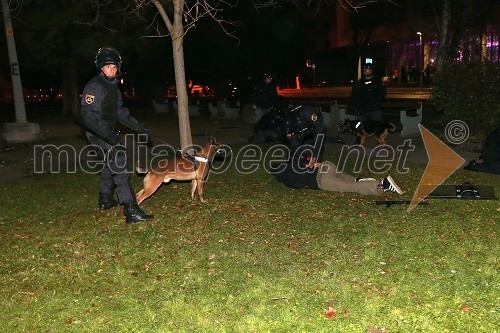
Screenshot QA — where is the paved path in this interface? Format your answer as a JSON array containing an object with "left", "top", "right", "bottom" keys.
[{"left": 0, "top": 110, "right": 481, "bottom": 183}]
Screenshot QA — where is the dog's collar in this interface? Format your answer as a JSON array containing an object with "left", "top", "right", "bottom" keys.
[
  {"left": 193, "top": 155, "right": 208, "bottom": 163},
  {"left": 179, "top": 149, "right": 209, "bottom": 163}
]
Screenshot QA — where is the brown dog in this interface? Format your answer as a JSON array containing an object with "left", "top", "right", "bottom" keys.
[
  {"left": 135, "top": 137, "right": 226, "bottom": 204},
  {"left": 337, "top": 119, "right": 397, "bottom": 146}
]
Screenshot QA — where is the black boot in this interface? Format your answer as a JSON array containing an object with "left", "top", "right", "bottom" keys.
[
  {"left": 123, "top": 203, "right": 154, "bottom": 224},
  {"left": 99, "top": 195, "right": 118, "bottom": 210}
]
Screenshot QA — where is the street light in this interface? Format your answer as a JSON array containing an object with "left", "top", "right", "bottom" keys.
[
  {"left": 306, "top": 60, "right": 316, "bottom": 88},
  {"left": 417, "top": 32, "right": 423, "bottom": 88},
  {"left": 311, "top": 64, "right": 316, "bottom": 88}
]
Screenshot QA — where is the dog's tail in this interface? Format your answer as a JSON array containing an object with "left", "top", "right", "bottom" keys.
[
  {"left": 136, "top": 160, "right": 149, "bottom": 174},
  {"left": 387, "top": 122, "right": 397, "bottom": 132}
]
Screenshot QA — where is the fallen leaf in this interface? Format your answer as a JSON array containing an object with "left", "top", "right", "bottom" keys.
[
  {"left": 460, "top": 305, "right": 471, "bottom": 312},
  {"left": 15, "top": 234, "right": 29, "bottom": 239},
  {"left": 325, "top": 307, "right": 336, "bottom": 319}
]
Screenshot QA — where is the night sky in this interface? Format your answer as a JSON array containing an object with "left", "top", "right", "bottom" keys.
[{"left": 1, "top": 3, "right": 307, "bottom": 95}]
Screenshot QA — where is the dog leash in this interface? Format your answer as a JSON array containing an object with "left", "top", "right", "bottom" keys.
[
  {"left": 150, "top": 135, "right": 215, "bottom": 170},
  {"left": 150, "top": 136, "right": 170, "bottom": 146}
]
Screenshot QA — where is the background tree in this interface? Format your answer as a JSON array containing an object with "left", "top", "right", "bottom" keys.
[
  {"left": 430, "top": 0, "right": 450, "bottom": 72},
  {"left": 347, "top": 1, "right": 395, "bottom": 79},
  {"left": 126, "top": 0, "right": 396, "bottom": 148},
  {"left": 3, "top": 0, "right": 398, "bottom": 148},
  {"left": 6, "top": 0, "right": 156, "bottom": 117},
  {"left": 427, "top": 0, "right": 500, "bottom": 138},
  {"left": 425, "top": 0, "right": 498, "bottom": 67}
]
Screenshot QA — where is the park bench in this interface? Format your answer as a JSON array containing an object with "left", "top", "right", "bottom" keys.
[
  {"left": 381, "top": 102, "right": 422, "bottom": 136},
  {"left": 334, "top": 101, "right": 422, "bottom": 137},
  {"left": 153, "top": 98, "right": 241, "bottom": 118}
]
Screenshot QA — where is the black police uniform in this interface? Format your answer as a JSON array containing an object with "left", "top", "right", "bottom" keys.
[
  {"left": 464, "top": 126, "right": 500, "bottom": 174},
  {"left": 274, "top": 151, "right": 320, "bottom": 190},
  {"left": 351, "top": 72, "right": 387, "bottom": 122},
  {"left": 249, "top": 108, "right": 283, "bottom": 143},
  {"left": 80, "top": 72, "right": 152, "bottom": 222},
  {"left": 281, "top": 105, "right": 326, "bottom": 162},
  {"left": 253, "top": 80, "right": 279, "bottom": 110}
]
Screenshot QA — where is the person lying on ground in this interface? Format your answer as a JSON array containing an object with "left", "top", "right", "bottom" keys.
[{"left": 273, "top": 154, "right": 403, "bottom": 196}]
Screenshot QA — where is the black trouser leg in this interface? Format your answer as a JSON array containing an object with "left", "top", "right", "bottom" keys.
[
  {"left": 98, "top": 166, "right": 118, "bottom": 210},
  {"left": 95, "top": 144, "right": 118, "bottom": 210},
  {"left": 107, "top": 148, "right": 135, "bottom": 205},
  {"left": 114, "top": 173, "right": 135, "bottom": 205},
  {"left": 104, "top": 145, "right": 153, "bottom": 223},
  {"left": 99, "top": 166, "right": 116, "bottom": 197}
]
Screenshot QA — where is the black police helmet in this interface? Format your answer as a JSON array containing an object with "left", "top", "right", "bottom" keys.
[{"left": 95, "top": 46, "right": 122, "bottom": 69}]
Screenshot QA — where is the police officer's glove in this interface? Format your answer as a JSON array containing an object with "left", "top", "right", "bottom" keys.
[{"left": 105, "top": 131, "right": 120, "bottom": 145}]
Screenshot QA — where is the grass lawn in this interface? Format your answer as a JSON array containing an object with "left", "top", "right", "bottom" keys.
[{"left": 0, "top": 147, "right": 498, "bottom": 332}]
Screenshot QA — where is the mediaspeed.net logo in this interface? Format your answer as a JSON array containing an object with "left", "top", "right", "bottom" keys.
[
  {"left": 30, "top": 121, "right": 468, "bottom": 210},
  {"left": 408, "top": 121, "right": 467, "bottom": 212}
]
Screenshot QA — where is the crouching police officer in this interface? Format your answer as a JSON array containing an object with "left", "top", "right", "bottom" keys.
[
  {"left": 79, "top": 46, "right": 153, "bottom": 224},
  {"left": 277, "top": 105, "right": 326, "bottom": 162}
]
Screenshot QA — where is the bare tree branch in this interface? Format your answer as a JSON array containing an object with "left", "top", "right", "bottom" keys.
[{"left": 253, "top": 0, "right": 398, "bottom": 12}]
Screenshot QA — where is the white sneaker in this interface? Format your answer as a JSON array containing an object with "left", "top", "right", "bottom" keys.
[{"left": 382, "top": 176, "right": 403, "bottom": 194}]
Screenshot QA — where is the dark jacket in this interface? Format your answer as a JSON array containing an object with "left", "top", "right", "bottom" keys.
[
  {"left": 351, "top": 76, "right": 387, "bottom": 115},
  {"left": 253, "top": 81, "right": 279, "bottom": 109},
  {"left": 464, "top": 126, "right": 500, "bottom": 174},
  {"left": 273, "top": 152, "right": 319, "bottom": 190},
  {"left": 481, "top": 126, "right": 500, "bottom": 166},
  {"left": 79, "top": 73, "right": 146, "bottom": 147}
]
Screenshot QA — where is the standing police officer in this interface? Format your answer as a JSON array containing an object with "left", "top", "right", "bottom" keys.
[
  {"left": 351, "top": 62, "right": 387, "bottom": 122},
  {"left": 79, "top": 46, "right": 153, "bottom": 224},
  {"left": 252, "top": 73, "right": 279, "bottom": 122}
]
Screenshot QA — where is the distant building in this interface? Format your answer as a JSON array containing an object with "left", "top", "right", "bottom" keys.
[{"left": 300, "top": 2, "right": 500, "bottom": 85}]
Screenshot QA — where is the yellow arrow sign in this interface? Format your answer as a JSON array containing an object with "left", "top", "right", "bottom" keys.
[{"left": 408, "top": 124, "right": 466, "bottom": 211}]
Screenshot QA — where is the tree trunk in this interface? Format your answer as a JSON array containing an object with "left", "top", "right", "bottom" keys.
[
  {"left": 150, "top": 0, "right": 193, "bottom": 149},
  {"left": 172, "top": 44, "right": 192, "bottom": 150},
  {"left": 437, "top": 0, "right": 450, "bottom": 72},
  {"left": 171, "top": 27, "right": 192, "bottom": 150},
  {"left": 62, "top": 58, "right": 79, "bottom": 117}
]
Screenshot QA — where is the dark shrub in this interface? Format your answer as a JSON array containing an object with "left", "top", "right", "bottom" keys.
[{"left": 431, "top": 60, "right": 500, "bottom": 140}]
